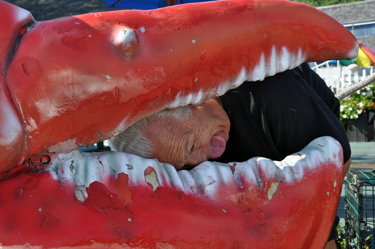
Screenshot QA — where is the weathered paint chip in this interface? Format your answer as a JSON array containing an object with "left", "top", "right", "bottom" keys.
[
  {"left": 144, "top": 167, "right": 159, "bottom": 191},
  {"left": 75, "top": 189, "right": 85, "bottom": 202},
  {"left": 115, "top": 173, "right": 133, "bottom": 204},
  {"left": 267, "top": 182, "right": 280, "bottom": 200}
]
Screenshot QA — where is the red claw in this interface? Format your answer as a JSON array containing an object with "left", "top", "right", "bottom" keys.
[
  {"left": 0, "top": 137, "right": 343, "bottom": 248},
  {"left": 0, "top": 0, "right": 352, "bottom": 247},
  {"left": 0, "top": 0, "right": 357, "bottom": 174}
]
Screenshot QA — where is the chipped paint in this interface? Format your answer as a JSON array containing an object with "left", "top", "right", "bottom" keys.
[
  {"left": 75, "top": 189, "right": 85, "bottom": 202},
  {"left": 145, "top": 171, "right": 159, "bottom": 191},
  {"left": 267, "top": 182, "right": 280, "bottom": 200},
  {"left": 48, "top": 139, "right": 77, "bottom": 153}
]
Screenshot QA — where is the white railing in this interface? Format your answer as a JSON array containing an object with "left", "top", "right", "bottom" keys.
[{"left": 310, "top": 61, "right": 375, "bottom": 94}]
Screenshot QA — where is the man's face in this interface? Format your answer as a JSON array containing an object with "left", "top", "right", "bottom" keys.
[{"left": 144, "top": 98, "right": 230, "bottom": 170}]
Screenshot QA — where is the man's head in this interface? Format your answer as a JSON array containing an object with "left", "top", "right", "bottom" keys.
[{"left": 110, "top": 98, "right": 230, "bottom": 170}]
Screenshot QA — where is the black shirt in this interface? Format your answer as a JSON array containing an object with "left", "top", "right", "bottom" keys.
[{"left": 216, "top": 63, "right": 351, "bottom": 164}]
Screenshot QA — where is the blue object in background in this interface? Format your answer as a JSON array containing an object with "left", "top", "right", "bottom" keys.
[{"left": 102, "top": 0, "right": 215, "bottom": 10}]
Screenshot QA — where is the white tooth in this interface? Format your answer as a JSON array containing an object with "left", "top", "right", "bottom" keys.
[
  {"left": 231, "top": 67, "right": 247, "bottom": 89},
  {"left": 267, "top": 46, "right": 277, "bottom": 77},
  {"left": 168, "top": 92, "right": 182, "bottom": 108},
  {"left": 163, "top": 164, "right": 185, "bottom": 192},
  {"left": 177, "top": 170, "right": 197, "bottom": 194},
  {"left": 233, "top": 158, "right": 260, "bottom": 188},
  {"left": 288, "top": 47, "right": 305, "bottom": 70},
  {"left": 282, "top": 166, "right": 295, "bottom": 183},
  {"left": 216, "top": 82, "right": 231, "bottom": 96},
  {"left": 279, "top": 47, "right": 290, "bottom": 72},
  {"left": 216, "top": 67, "right": 248, "bottom": 97},
  {"left": 191, "top": 90, "right": 203, "bottom": 105},
  {"left": 258, "top": 158, "right": 278, "bottom": 179},
  {"left": 291, "top": 164, "right": 304, "bottom": 181},
  {"left": 296, "top": 48, "right": 305, "bottom": 68},
  {"left": 184, "top": 93, "right": 193, "bottom": 105},
  {"left": 251, "top": 53, "right": 266, "bottom": 81}
]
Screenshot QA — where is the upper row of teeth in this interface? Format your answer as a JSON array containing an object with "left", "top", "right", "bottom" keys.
[{"left": 167, "top": 46, "right": 306, "bottom": 109}]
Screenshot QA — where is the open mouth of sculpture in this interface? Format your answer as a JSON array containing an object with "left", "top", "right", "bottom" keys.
[
  {"left": 0, "top": 0, "right": 356, "bottom": 247},
  {"left": 0, "top": 136, "right": 344, "bottom": 248}
]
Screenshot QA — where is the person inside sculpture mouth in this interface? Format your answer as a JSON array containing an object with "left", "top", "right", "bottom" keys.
[
  {"left": 110, "top": 63, "right": 351, "bottom": 249},
  {"left": 111, "top": 97, "right": 230, "bottom": 170},
  {"left": 110, "top": 63, "right": 351, "bottom": 173}
]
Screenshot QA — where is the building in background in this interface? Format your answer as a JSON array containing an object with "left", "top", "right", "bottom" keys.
[
  {"left": 318, "top": 0, "right": 375, "bottom": 49},
  {"left": 316, "top": 1, "right": 375, "bottom": 142},
  {"left": 308, "top": 0, "right": 375, "bottom": 95}
]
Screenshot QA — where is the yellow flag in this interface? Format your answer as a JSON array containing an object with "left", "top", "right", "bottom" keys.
[{"left": 356, "top": 47, "right": 371, "bottom": 66}]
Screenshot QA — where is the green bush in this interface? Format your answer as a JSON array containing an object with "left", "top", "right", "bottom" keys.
[
  {"left": 340, "top": 83, "right": 375, "bottom": 127},
  {"left": 335, "top": 223, "right": 346, "bottom": 249}
]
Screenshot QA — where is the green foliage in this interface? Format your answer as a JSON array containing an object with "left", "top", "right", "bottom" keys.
[
  {"left": 340, "top": 83, "right": 375, "bottom": 127},
  {"left": 335, "top": 223, "right": 346, "bottom": 249},
  {"left": 292, "top": 0, "right": 363, "bottom": 7}
]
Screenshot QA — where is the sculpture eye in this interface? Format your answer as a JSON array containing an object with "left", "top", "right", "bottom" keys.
[{"left": 113, "top": 28, "right": 140, "bottom": 59}]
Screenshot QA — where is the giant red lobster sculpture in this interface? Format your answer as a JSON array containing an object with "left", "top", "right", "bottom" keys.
[{"left": 0, "top": 0, "right": 357, "bottom": 248}]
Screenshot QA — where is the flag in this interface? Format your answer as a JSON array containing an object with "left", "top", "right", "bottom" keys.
[{"left": 358, "top": 41, "right": 375, "bottom": 66}]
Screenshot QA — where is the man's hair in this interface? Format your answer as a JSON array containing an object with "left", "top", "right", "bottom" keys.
[{"left": 109, "top": 106, "right": 192, "bottom": 158}]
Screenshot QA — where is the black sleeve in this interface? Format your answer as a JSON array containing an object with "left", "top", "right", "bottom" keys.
[
  {"left": 261, "top": 70, "right": 351, "bottom": 163},
  {"left": 217, "top": 66, "right": 351, "bottom": 164},
  {"left": 297, "top": 63, "right": 340, "bottom": 119}
]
